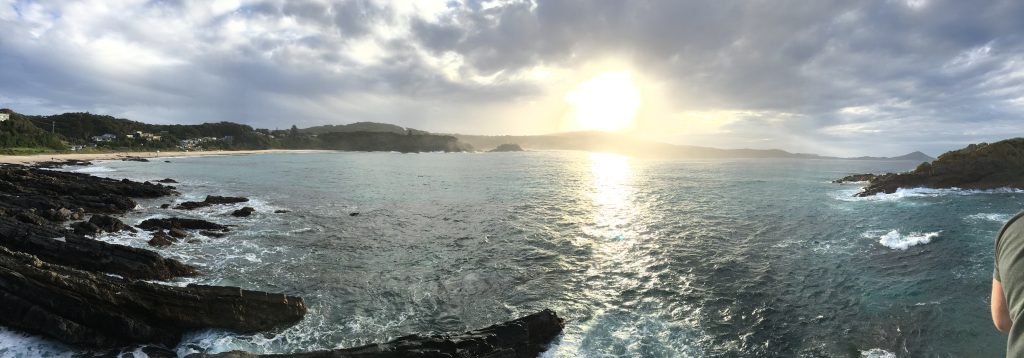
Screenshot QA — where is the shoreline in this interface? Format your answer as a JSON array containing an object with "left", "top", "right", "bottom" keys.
[{"left": 0, "top": 149, "right": 334, "bottom": 165}]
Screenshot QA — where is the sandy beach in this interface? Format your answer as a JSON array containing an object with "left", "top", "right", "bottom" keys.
[{"left": 0, "top": 149, "right": 334, "bottom": 165}]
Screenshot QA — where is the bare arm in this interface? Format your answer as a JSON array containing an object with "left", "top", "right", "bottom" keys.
[{"left": 993, "top": 278, "right": 1013, "bottom": 332}]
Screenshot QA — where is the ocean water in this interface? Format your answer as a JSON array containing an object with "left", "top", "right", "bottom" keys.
[{"left": 2, "top": 151, "right": 1019, "bottom": 357}]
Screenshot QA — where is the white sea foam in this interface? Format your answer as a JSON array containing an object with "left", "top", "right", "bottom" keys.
[
  {"left": 966, "top": 213, "right": 1014, "bottom": 222},
  {"left": 0, "top": 326, "right": 74, "bottom": 357},
  {"left": 833, "top": 186, "right": 1024, "bottom": 202},
  {"left": 72, "top": 166, "right": 117, "bottom": 173},
  {"left": 861, "top": 348, "right": 896, "bottom": 358},
  {"left": 868, "top": 229, "right": 940, "bottom": 250}
]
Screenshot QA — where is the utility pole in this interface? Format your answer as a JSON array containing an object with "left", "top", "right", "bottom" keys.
[{"left": 51, "top": 121, "right": 55, "bottom": 134}]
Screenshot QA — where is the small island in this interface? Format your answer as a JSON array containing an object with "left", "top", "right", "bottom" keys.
[
  {"left": 489, "top": 143, "right": 524, "bottom": 152},
  {"left": 841, "top": 138, "right": 1024, "bottom": 196}
]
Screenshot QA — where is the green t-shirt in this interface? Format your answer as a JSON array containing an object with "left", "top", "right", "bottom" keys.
[{"left": 994, "top": 212, "right": 1024, "bottom": 356}]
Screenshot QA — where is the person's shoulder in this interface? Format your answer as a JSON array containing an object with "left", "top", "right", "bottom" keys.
[{"left": 999, "top": 211, "right": 1024, "bottom": 241}]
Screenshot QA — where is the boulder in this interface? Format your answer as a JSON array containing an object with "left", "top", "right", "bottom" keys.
[
  {"left": 168, "top": 228, "right": 188, "bottom": 239},
  {"left": 88, "top": 215, "right": 137, "bottom": 234},
  {"left": 185, "top": 309, "right": 563, "bottom": 358},
  {"left": 138, "top": 218, "right": 227, "bottom": 232},
  {"left": 231, "top": 207, "right": 255, "bottom": 217},
  {"left": 148, "top": 231, "right": 175, "bottom": 247},
  {"left": 156, "top": 178, "right": 178, "bottom": 183},
  {"left": 0, "top": 247, "right": 306, "bottom": 348},
  {"left": 71, "top": 221, "right": 101, "bottom": 236},
  {"left": 175, "top": 196, "right": 249, "bottom": 210}
]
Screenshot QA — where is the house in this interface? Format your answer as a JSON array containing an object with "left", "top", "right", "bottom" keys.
[
  {"left": 0, "top": 113, "right": 8, "bottom": 122},
  {"left": 69, "top": 145, "right": 85, "bottom": 151},
  {"left": 91, "top": 134, "right": 116, "bottom": 142}
]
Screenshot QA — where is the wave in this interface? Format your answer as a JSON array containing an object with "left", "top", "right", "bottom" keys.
[
  {"left": 966, "top": 213, "right": 1014, "bottom": 222},
  {"left": 72, "top": 166, "right": 117, "bottom": 173},
  {"left": 0, "top": 326, "right": 73, "bottom": 357},
  {"left": 834, "top": 186, "right": 1024, "bottom": 202},
  {"left": 861, "top": 348, "right": 896, "bottom": 358},
  {"left": 865, "top": 229, "right": 940, "bottom": 250}
]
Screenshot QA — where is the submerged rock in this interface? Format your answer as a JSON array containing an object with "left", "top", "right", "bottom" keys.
[
  {"left": 231, "top": 207, "right": 256, "bottom": 217},
  {"left": 0, "top": 247, "right": 306, "bottom": 348},
  {"left": 200, "top": 230, "right": 227, "bottom": 238},
  {"left": 175, "top": 195, "right": 249, "bottom": 210},
  {"left": 185, "top": 309, "right": 563, "bottom": 358},
  {"left": 156, "top": 178, "right": 178, "bottom": 183},
  {"left": 148, "top": 231, "right": 176, "bottom": 247}
]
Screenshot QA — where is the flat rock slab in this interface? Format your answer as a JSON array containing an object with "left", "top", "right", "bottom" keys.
[
  {"left": 0, "top": 247, "right": 306, "bottom": 348},
  {"left": 186, "top": 309, "right": 564, "bottom": 358}
]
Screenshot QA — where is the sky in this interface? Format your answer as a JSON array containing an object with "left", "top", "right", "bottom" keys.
[{"left": 1, "top": 0, "right": 1023, "bottom": 156}]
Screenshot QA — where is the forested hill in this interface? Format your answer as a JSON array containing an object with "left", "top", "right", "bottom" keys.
[
  {"left": 0, "top": 109, "right": 468, "bottom": 153},
  {"left": 0, "top": 109, "right": 65, "bottom": 151}
]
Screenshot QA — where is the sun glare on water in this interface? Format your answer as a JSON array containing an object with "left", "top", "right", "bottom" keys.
[{"left": 564, "top": 71, "right": 641, "bottom": 132}]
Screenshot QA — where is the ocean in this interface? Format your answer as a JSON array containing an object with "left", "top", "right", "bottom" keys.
[{"left": 0, "top": 151, "right": 1016, "bottom": 357}]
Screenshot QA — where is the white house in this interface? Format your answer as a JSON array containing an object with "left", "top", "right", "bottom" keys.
[
  {"left": 0, "top": 113, "right": 9, "bottom": 122},
  {"left": 92, "top": 134, "right": 116, "bottom": 142}
]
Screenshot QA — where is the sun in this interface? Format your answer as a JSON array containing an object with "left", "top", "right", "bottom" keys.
[{"left": 564, "top": 71, "right": 641, "bottom": 132}]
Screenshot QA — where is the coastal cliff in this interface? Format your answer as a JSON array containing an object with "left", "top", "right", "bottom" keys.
[{"left": 852, "top": 138, "right": 1024, "bottom": 196}]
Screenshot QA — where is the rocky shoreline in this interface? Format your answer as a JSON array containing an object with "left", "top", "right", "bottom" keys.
[
  {"left": 0, "top": 160, "right": 563, "bottom": 357},
  {"left": 836, "top": 138, "right": 1024, "bottom": 197}
]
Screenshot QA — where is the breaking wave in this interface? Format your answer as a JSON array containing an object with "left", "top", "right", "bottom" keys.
[{"left": 865, "top": 229, "right": 940, "bottom": 250}]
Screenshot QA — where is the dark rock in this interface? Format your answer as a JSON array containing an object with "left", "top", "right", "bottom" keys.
[
  {"left": 489, "top": 143, "right": 524, "bottom": 152},
  {"left": 184, "top": 309, "right": 562, "bottom": 358},
  {"left": 121, "top": 157, "right": 150, "bottom": 162},
  {"left": 174, "top": 195, "right": 249, "bottom": 210},
  {"left": 160, "top": 204, "right": 171, "bottom": 209},
  {"left": 0, "top": 246, "right": 306, "bottom": 348},
  {"left": 0, "top": 217, "right": 197, "bottom": 280},
  {"left": 273, "top": 210, "right": 289, "bottom": 214},
  {"left": 141, "top": 346, "right": 179, "bottom": 358},
  {"left": 0, "top": 165, "right": 175, "bottom": 216},
  {"left": 832, "top": 173, "right": 880, "bottom": 184},
  {"left": 231, "top": 207, "right": 256, "bottom": 217},
  {"left": 349, "top": 212, "right": 359, "bottom": 217},
  {"left": 187, "top": 239, "right": 201, "bottom": 244},
  {"left": 71, "top": 221, "right": 101, "bottom": 236},
  {"left": 138, "top": 218, "right": 227, "bottom": 231},
  {"left": 148, "top": 232, "right": 175, "bottom": 247},
  {"left": 43, "top": 207, "right": 78, "bottom": 222},
  {"left": 168, "top": 228, "right": 188, "bottom": 239},
  {"left": 857, "top": 138, "right": 1024, "bottom": 196},
  {"left": 164, "top": 160, "right": 171, "bottom": 163},
  {"left": 156, "top": 178, "right": 178, "bottom": 183},
  {"left": 88, "top": 215, "right": 137, "bottom": 234},
  {"left": 15, "top": 211, "right": 49, "bottom": 226},
  {"left": 200, "top": 231, "right": 226, "bottom": 238}
]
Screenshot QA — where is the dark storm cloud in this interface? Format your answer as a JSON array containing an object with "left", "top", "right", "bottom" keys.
[{"left": 0, "top": 0, "right": 1022, "bottom": 155}]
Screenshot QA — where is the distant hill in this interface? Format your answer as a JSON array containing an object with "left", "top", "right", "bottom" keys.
[
  {"left": 301, "top": 122, "right": 428, "bottom": 135},
  {"left": 855, "top": 138, "right": 1024, "bottom": 196},
  {"left": 848, "top": 151, "right": 935, "bottom": 162},
  {"left": 0, "top": 109, "right": 65, "bottom": 151}
]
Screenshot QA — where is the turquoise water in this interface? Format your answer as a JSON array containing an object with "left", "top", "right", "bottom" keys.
[{"left": 1, "top": 151, "right": 1019, "bottom": 357}]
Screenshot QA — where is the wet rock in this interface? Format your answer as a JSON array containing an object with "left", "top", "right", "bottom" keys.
[
  {"left": 71, "top": 221, "right": 101, "bottom": 236},
  {"left": 138, "top": 218, "right": 227, "bottom": 231},
  {"left": 174, "top": 196, "right": 249, "bottom": 210},
  {"left": 168, "top": 228, "right": 188, "bottom": 239},
  {"left": 89, "top": 215, "right": 137, "bottom": 234},
  {"left": 160, "top": 204, "right": 171, "bottom": 209},
  {"left": 43, "top": 208, "right": 77, "bottom": 221},
  {"left": 0, "top": 217, "right": 197, "bottom": 280},
  {"left": 349, "top": 212, "right": 359, "bottom": 217},
  {"left": 187, "top": 239, "right": 201, "bottom": 244},
  {"left": 231, "top": 207, "right": 255, "bottom": 217},
  {"left": 273, "top": 210, "right": 289, "bottom": 214},
  {"left": 832, "top": 173, "right": 880, "bottom": 184},
  {"left": 200, "top": 231, "right": 226, "bottom": 238},
  {"left": 148, "top": 231, "right": 175, "bottom": 247},
  {"left": 156, "top": 178, "right": 178, "bottom": 183},
  {"left": 0, "top": 247, "right": 306, "bottom": 348},
  {"left": 121, "top": 156, "right": 150, "bottom": 162},
  {"left": 0, "top": 165, "right": 175, "bottom": 215},
  {"left": 185, "top": 309, "right": 563, "bottom": 358}
]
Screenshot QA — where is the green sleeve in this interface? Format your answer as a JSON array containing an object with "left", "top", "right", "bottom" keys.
[{"left": 995, "top": 263, "right": 1001, "bottom": 281}]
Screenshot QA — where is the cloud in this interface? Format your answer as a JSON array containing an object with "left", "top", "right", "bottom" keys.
[{"left": 0, "top": 0, "right": 1023, "bottom": 155}]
